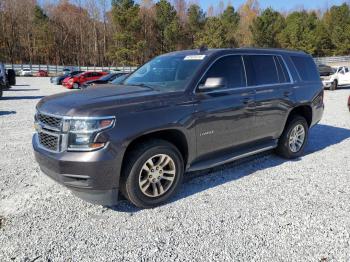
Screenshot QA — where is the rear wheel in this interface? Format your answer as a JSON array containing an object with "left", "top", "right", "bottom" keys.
[
  {"left": 121, "top": 140, "right": 184, "bottom": 208},
  {"left": 330, "top": 80, "right": 337, "bottom": 91},
  {"left": 276, "top": 116, "right": 309, "bottom": 159}
]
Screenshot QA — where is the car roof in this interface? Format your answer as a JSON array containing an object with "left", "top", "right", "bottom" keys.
[{"left": 164, "top": 48, "right": 308, "bottom": 58}]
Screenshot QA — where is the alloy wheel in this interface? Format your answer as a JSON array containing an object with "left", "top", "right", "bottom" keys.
[
  {"left": 288, "top": 124, "right": 305, "bottom": 153},
  {"left": 138, "top": 154, "right": 176, "bottom": 198}
]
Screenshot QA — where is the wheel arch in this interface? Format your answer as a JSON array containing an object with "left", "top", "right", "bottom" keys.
[
  {"left": 121, "top": 129, "right": 189, "bottom": 176},
  {"left": 286, "top": 105, "right": 313, "bottom": 127}
]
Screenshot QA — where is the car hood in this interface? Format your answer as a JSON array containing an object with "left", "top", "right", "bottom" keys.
[{"left": 37, "top": 85, "right": 182, "bottom": 116}]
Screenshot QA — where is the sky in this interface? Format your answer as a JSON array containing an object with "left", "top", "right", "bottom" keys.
[{"left": 198, "top": 0, "right": 348, "bottom": 12}]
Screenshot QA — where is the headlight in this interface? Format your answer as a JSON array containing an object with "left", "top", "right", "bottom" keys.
[{"left": 67, "top": 117, "right": 115, "bottom": 151}]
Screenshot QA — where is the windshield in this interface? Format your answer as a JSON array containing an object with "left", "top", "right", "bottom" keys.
[{"left": 124, "top": 54, "right": 205, "bottom": 91}]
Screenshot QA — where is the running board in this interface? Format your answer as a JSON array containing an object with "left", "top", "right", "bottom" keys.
[{"left": 188, "top": 140, "right": 278, "bottom": 172}]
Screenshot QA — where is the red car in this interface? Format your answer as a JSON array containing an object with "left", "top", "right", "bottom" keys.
[
  {"left": 62, "top": 71, "right": 108, "bottom": 89},
  {"left": 35, "top": 70, "right": 48, "bottom": 77}
]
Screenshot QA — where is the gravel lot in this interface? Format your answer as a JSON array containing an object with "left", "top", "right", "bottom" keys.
[{"left": 1, "top": 77, "right": 350, "bottom": 261}]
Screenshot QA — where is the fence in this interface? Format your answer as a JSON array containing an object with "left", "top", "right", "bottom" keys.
[
  {"left": 4, "top": 64, "right": 137, "bottom": 75},
  {"left": 314, "top": 56, "right": 350, "bottom": 65}
]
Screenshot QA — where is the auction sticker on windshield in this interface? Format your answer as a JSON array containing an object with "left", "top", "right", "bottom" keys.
[{"left": 184, "top": 55, "right": 206, "bottom": 60}]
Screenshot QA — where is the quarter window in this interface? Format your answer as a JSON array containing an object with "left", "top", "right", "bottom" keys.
[
  {"left": 199, "top": 55, "right": 246, "bottom": 90},
  {"left": 291, "top": 56, "right": 320, "bottom": 82}
]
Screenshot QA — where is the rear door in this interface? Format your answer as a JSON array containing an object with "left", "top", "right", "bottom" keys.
[
  {"left": 194, "top": 55, "right": 256, "bottom": 158},
  {"left": 244, "top": 54, "right": 293, "bottom": 140}
]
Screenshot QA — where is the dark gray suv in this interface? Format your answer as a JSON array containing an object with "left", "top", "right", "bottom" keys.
[{"left": 33, "top": 48, "right": 324, "bottom": 208}]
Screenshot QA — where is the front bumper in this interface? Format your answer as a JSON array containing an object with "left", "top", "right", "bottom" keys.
[
  {"left": 32, "top": 134, "right": 121, "bottom": 206},
  {"left": 322, "top": 80, "right": 333, "bottom": 88}
]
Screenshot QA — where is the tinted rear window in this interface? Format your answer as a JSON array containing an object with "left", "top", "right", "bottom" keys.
[
  {"left": 291, "top": 56, "right": 319, "bottom": 81},
  {"left": 244, "top": 55, "right": 279, "bottom": 86}
]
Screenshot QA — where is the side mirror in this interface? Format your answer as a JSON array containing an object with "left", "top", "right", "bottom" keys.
[{"left": 198, "top": 77, "right": 227, "bottom": 91}]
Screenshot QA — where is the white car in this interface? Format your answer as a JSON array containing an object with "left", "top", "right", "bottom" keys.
[
  {"left": 321, "top": 66, "right": 350, "bottom": 90},
  {"left": 20, "top": 69, "right": 33, "bottom": 76}
]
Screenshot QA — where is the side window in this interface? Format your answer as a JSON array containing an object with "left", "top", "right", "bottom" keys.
[
  {"left": 291, "top": 56, "right": 320, "bottom": 82},
  {"left": 345, "top": 67, "right": 349, "bottom": 73},
  {"left": 244, "top": 55, "right": 279, "bottom": 86},
  {"left": 275, "top": 56, "right": 291, "bottom": 83},
  {"left": 84, "top": 73, "right": 92, "bottom": 78},
  {"left": 199, "top": 55, "right": 246, "bottom": 91}
]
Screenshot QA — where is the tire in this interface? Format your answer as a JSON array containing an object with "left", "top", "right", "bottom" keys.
[
  {"left": 330, "top": 80, "right": 337, "bottom": 91},
  {"left": 0, "top": 87, "right": 2, "bottom": 98},
  {"left": 7, "top": 69, "right": 16, "bottom": 86},
  {"left": 276, "top": 116, "right": 309, "bottom": 159},
  {"left": 73, "top": 83, "right": 79, "bottom": 89},
  {"left": 121, "top": 139, "right": 184, "bottom": 208}
]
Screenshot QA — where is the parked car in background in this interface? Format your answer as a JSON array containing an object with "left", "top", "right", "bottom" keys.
[
  {"left": 20, "top": 69, "right": 33, "bottom": 76},
  {"left": 319, "top": 64, "right": 336, "bottom": 90},
  {"left": 33, "top": 48, "right": 324, "bottom": 208},
  {"left": 0, "top": 63, "right": 16, "bottom": 97},
  {"left": 62, "top": 71, "right": 108, "bottom": 89},
  {"left": 82, "top": 74, "right": 130, "bottom": 89},
  {"left": 111, "top": 74, "right": 129, "bottom": 85},
  {"left": 50, "top": 71, "right": 84, "bottom": 85},
  {"left": 34, "top": 70, "right": 48, "bottom": 77},
  {"left": 320, "top": 65, "right": 350, "bottom": 90},
  {"left": 81, "top": 72, "right": 128, "bottom": 89}
]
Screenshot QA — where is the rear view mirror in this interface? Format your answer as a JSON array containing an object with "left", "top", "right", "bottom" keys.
[{"left": 198, "top": 77, "right": 227, "bottom": 91}]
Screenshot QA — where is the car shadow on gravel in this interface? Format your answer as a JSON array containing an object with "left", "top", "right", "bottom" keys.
[
  {"left": 111, "top": 124, "right": 350, "bottom": 213},
  {"left": 0, "top": 111, "right": 16, "bottom": 116},
  {"left": 306, "top": 124, "right": 350, "bottom": 153},
  {"left": 1, "top": 96, "right": 44, "bottom": 100}
]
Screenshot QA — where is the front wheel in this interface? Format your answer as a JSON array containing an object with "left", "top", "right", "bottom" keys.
[
  {"left": 73, "top": 83, "right": 79, "bottom": 89},
  {"left": 121, "top": 140, "right": 184, "bottom": 208},
  {"left": 330, "top": 80, "right": 337, "bottom": 91},
  {"left": 276, "top": 116, "right": 309, "bottom": 159}
]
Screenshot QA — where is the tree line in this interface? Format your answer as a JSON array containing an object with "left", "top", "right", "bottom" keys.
[{"left": 0, "top": 0, "right": 350, "bottom": 66}]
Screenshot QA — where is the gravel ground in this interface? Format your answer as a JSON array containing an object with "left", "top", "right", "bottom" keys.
[{"left": 1, "top": 77, "right": 350, "bottom": 261}]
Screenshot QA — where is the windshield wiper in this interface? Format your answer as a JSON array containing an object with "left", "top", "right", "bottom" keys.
[{"left": 130, "top": 83, "right": 155, "bottom": 90}]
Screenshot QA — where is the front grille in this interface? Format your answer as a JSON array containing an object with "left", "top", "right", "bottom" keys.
[
  {"left": 38, "top": 132, "right": 59, "bottom": 152},
  {"left": 37, "top": 113, "right": 62, "bottom": 130}
]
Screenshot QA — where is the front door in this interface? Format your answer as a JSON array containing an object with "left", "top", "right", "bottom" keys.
[{"left": 193, "top": 55, "right": 256, "bottom": 159}]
